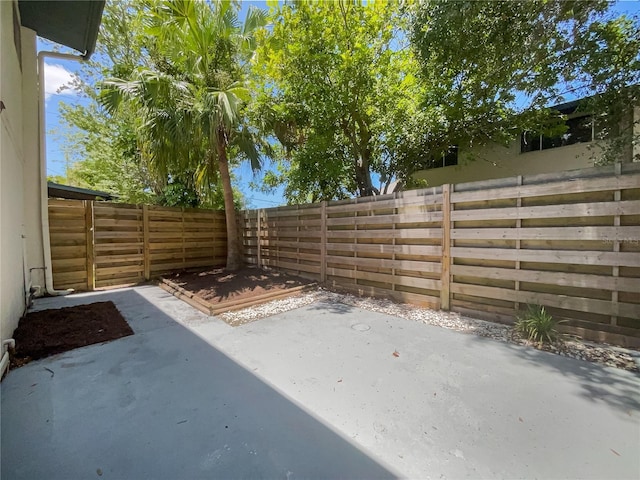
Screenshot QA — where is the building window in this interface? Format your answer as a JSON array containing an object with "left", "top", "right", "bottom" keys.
[
  {"left": 423, "top": 146, "right": 459, "bottom": 170},
  {"left": 521, "top": 115, "right": 593, "bottom": 153}
]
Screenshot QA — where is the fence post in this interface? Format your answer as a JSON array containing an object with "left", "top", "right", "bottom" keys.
[
  {"left": 181, "top": 207, "right": 186, "bottom": 270},
  {"left": 257, "top": 209, "right": 262, "bottom": 268},
  {"left": 84, "top": 200, "right": 95, "bottom": 291},
  {"left": 611, "top": 162, "right": 622, "bottom": 326},
  {"left": 320, "top": 201, "right": 327, "bottom": 282},
  {"left": 143, "top": 204, "right": 150, "bottom": 280},
  {"left": 391, "top": 192, "right": 398, "bottom": 291},
  {"left": 212, "top": 210, "right": 217, "bottom": 266},
  {"left": 440, "top": 184, "right": 451, "bottom": 310},
  {"left": 514, "top": 176, "right": 523, "bottom": 313}
]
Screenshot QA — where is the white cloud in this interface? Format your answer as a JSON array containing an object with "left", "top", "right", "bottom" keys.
[{"left": 44, "top": 63, "right": 78, "bottom": 100}]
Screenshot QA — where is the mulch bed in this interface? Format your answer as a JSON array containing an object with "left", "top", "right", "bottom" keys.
[
  {"left": 10, "top": 301, "right": 133, "bottom": 368},
  {"left": 160, "top": 267, "right": 316, "bottom": 320}
]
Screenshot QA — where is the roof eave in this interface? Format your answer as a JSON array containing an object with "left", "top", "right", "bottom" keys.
[{"left": 18, "top": 1, "right": 105, "bottom": 59}]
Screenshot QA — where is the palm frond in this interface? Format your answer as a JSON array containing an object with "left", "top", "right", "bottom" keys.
[
  {"left": 101, "top": 0, "right": 265, "bottom": 219},
  {"left": 99, "top": 79, "right": 129, "bottom": 114},
  {"left": 237, "top": 6, "right": 268, "bottom": 53},
  {"left": 232, "top": 126, "right": 262, "bottom": 172}
]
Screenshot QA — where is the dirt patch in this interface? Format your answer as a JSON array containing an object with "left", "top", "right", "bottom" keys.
[
  {"left": 10, "top": 301, "right": 133, "bottom": 368},
  {"left": 164, "top": 267, "right": 314, "bottom": 303},
  {"left": 161, "top": 267, "right": 316, "bottom": 324}
]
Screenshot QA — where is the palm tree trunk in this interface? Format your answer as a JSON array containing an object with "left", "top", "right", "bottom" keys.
[{"left": 216, "top": 138, "right": 242, "bottom": 271}]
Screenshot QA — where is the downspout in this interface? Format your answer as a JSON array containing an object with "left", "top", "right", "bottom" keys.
[
  {"left": 38, "top": 51, "right": 86, "bottom": 296},
  {"left": 0, "top": 339, "right": 16, "bottom": 379},
  {"left": 0, "top": 338, "right": 16, "bottom": 379}
]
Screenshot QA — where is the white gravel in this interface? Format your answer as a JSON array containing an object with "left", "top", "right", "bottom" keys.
[
  {"left": 219, "top": 286, "right": 640, "bottom": 372},
  {"left": 219, "top": 292, "right": 320, "bottom": 327}
]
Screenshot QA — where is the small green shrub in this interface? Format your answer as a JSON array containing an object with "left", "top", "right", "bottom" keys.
[{"left": 515, "top": 305, "right": 561, "bottom": 343}]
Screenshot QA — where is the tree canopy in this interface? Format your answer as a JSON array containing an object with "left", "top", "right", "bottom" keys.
[
  {"left": 55, "top": 0, "right": 640, "bottom": 216},
  {"left": 252, "top": 0, "right": 425, "bottom": 203},
  {"left": 55, "top": 0, "right": 248, "bottom": 209},
  {"left": 409, "top": 0, "right": 640, "bottom": 161}
]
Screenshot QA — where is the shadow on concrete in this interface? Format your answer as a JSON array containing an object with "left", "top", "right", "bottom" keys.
[
  {"left": 465, "top": 332, "right": 640, "bottom": 418},
  {"left": 1, "top": 289, "right": 397, "bottom": 480},
  {"left": 307, "top": 299, "right": 357, "bottom": 315}
]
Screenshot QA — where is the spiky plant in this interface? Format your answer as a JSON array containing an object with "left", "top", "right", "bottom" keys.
[{"left": 515, "top": 305, "right": 561, "bottom": 344}]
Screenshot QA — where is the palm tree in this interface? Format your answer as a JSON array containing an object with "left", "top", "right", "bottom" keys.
[{"left": 100, "top": 0, "right": 267, "bottom": 270}]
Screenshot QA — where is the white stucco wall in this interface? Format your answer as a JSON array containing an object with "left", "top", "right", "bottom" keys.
[
  {"left": 1, "top": 0, "right": 27, "bottom": 343},
  {"left": 21, "top": 27, "right": 45, "bottom": 294},
  {"left": 1, "top": 1, "right": 39, "bottom": 345},
  {"left": 413, "top": 137, "right": 598, "bottom": 187}
]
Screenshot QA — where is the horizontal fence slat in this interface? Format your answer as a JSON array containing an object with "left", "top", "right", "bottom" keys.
[
  {"left": 450, "top": 283, "right": 640, "bottom": 318},
  {"left": 94, "top": 231, "right": 144, "bottom": 240},
  {"left": 325, "top": 255, "right": 442, "bottom": 273},
  {"left": 251, "top": 259, "right": 322, "bottom": 275},
  {"left": 51, "top": 258, "right": 86, "bottom": 269},
  {"left": 94, "top": 254, "right": 144, "bottom": 264},
  {"left": 451, "top": 172, "right": 640, "bottom": 203},
  {"left": 326, "top": 212, "right": 443, "bottom": 226},
  {"left": 325, "top": 243, "right": 442, "bottom": 256},
  {"left": 326, "top": 195, "right": 441, "bottom": 214},
  {"left": 327, "top": 229, "right": 442, "bottom": 240},
  {"left": 258, "top": 240, "right": 321, "bottom": 250},
  {"left": 451, "top": 247, "right": 640, "bottom": 267},
  {"left": 94, "top": 218, "right": 142, "bottom": 228},
  {"left": 262, "top": 218, "right": 322, "bottom": 228},
  {"left": 451, "top": 200, "right": 640, "bottom": 221},
  {"left": 262, "top": 251, "right": 320, "bottom": 263},
  {"left": 94, "top": 242, "right": 143, "bottom": 251},
  {"left": 326, "top": 267, "right": 441, "bottom": 290},
  {"left": 451, "top": 226, "right": 640, "bottom": 241},
  {"left": 96, "top": 264, "right": 144, "bottom": 275},
  {"left": 451, "top": 265, "right": 640, "bottom": 292}
]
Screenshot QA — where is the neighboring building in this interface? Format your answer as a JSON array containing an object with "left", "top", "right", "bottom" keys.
[
  {"left": 412, "top": 98, "right": 640, "bottom": 187},
  {"left": 1, "top": 1, "right": 104, "bottom": 360},
  {"left": 48, "top": 182, "right": 116, "bottom": 201}
]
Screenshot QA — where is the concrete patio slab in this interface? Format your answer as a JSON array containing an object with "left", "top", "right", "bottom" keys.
[{"left": 2, "top": 286, "right": 639, "bottom": 479}]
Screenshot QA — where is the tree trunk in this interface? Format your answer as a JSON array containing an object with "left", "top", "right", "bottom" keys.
[
  {"left": 216, "top": 138, "right": 242, "bottom": 271},
  {"left": 354, "top": 148, "right": 378, "bottom": 197},
  {"left": 348, "top": 113, "right": 378, "bottom": 198}
]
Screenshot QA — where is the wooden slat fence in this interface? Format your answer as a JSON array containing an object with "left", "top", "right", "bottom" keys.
[
  {"left": 146, "top": 204, "right": 227, "bottom": 278},
  {"left": 49, "top": 201, "right": 227, "bottom": 289},
  {"left": 243, "top": 203, "right": 324, "bottom": 280},
  {"left": 448, "top": 163, "right": 640, "bottom": 346},
  {"left": 324, "top": 190, "right": 445, "bottom": 308},
  {"left": 49, "top": 163, "right": 640, "bottom": 346},
  {"left": 242, "top": 163, "right": 640, "bottom": 347},
  {"left": 243, "top": 188, "right": 446, "bottom": 308}
]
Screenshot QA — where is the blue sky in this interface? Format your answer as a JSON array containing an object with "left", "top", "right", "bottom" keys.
[{"left": 42, "top": 0, "right": 640, "bottom": 208}]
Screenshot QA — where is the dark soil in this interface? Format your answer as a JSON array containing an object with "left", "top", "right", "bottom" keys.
[
  {"left": 163, "top": 267, "right": 314, "bottom": 305},
  {"left": 10, "top": 301, "right": 133, "bottom": 368}
]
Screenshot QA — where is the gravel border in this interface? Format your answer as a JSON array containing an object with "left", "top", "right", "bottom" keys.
[{"left": 219, "top": 287, "right": 640, "bottom": 373}]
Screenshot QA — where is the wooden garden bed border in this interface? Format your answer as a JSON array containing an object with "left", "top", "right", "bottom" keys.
[{"left": 158, "top": 276, "right": 317, "bottom": 317}]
